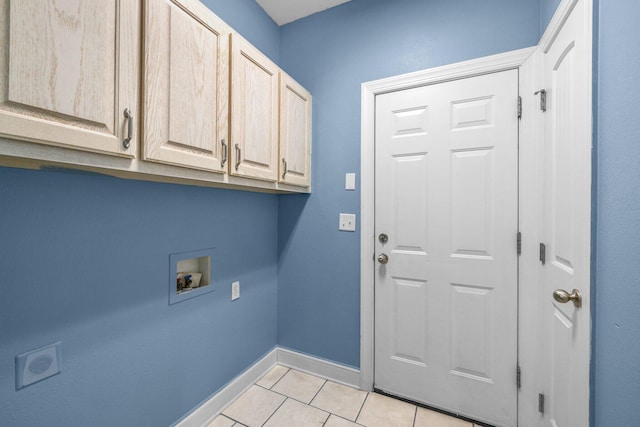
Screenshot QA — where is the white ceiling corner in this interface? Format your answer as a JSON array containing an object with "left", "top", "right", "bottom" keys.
[{"left": 256, "top": 0, "right": 352, "bottom": 26}]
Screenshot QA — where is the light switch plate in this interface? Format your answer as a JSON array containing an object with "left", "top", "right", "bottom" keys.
[
  {"left": 345, "top": 173, "right": 356, "bottom": 190},
  {"left": 339, "top": 213, "right": 356, "bottom": 231},
  {"left": 232, "top": 281, "right": 240, "bottom": 300},
  {"left": 16, "top": 342, "right": 62, "bottom": 390}
]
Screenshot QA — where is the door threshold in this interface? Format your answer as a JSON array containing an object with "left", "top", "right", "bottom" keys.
[{"left": 373, "top": 388, "right": 496, "bottom": 427}]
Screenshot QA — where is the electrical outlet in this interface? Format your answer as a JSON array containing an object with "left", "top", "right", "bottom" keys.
[
  {"left": 339, "top": 213, "right": 356, "bottom": 232},
  {"left": 232, "top": 281, "right": 240, "bottom": 300},
  {"left": 16, "top": 342, "right": 62, "bottom": 390}
]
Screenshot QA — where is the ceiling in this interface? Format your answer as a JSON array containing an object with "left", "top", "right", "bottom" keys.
[{"left": 256, "top": 0, "right": 352, "bottom": 26}]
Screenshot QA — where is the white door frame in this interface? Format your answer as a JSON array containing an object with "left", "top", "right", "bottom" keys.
[
  {"left": 359, "top": 49, "right": 549, "bottom": 427},
  {"left": 360, "top": 45, "right": 535, "bottom": 391}
]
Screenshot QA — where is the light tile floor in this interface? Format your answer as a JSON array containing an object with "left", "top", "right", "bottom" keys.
[{"left": 208, "top": 365, "right": 484, "bottom": 427}]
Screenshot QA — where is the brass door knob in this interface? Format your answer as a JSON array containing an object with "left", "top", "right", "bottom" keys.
[
  {"left": 553, "top": 288, "right": 582, "bottom": 308},
  {"left": 377, "top": 253, "right": 389, "bottom": 264}
]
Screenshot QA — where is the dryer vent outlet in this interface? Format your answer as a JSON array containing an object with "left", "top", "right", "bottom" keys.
[{"left": 16, "top": 342, "right": 62, "bottom": 390}]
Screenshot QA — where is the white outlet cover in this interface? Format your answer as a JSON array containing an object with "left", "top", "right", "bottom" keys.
[
  {"left": 339, "top": 213, "right": 356, "bottom": 232},
  {"left": 16, "top": 342, "right": 62, "bottom": 390}
]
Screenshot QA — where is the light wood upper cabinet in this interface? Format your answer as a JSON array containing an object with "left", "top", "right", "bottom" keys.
[
  {"left": 0, "top": 0, "right": 311, "bottom": 193},
  {"left": 230, "top": 34, "right": 279, "bottom": 182},
  {"left": 0, "top": 0, "right": 140, "bottom": 157},
  {"left": 279, "top": 72, "right": 312, "bottom": 187},
  {"left": 143, "top": 0, "right": 230, "bottom": 173}
]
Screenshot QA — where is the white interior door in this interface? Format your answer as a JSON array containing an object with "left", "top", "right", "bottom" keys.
[
  {"left": 540, "top": 0, "right": 592, "bottom": 425},
  {"left": 374, "top": 70, "right": 519, "bottom": 427}
]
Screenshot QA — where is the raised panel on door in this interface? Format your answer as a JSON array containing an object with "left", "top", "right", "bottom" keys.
[
  {"left": 450, "top": 283, "right": 494, "bottom": 382},
  {"left": 143, "top": 0, "right": 229, "bottom": 173},
  {"left": 230, "top": 34, "right": 279, "bottom": 182},
  {"left": 391, "top": 152, "right": 429, "bottom": 255},
  {"left": 0, "top": 0, "right": 139, "bottom": 157},
  {"left": 279, "top": 72, "right": 311, "bottom": 187},
  {"left": 392, "top": 278, "right": 429, "bottom": 366},
  {"left": 451, "top": 148, "right": 495, "bottom": 259}
]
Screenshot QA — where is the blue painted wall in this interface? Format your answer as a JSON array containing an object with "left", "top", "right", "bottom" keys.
[
  {"left": 540, "top": 0, "right": 562, "bottom": 34},
  {"left": 201, "top": 0, "right": 279, "bottom": 62},
  {"left": 0, "top": 1, "right": 280, "bottom": 426},
  {"left": 0, "top": 169, "right": 278, "bottom": 426},
  {"left": 595, "top": 1, "right": 640, "bottom": 425},
  {"left": 277, "top": 0, "right": 541, "bottom": 368}
]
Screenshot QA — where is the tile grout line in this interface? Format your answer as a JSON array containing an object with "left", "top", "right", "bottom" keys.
[
  {"left": 412, "top": 404, "right": 417, "bottom": 427},
  {"left": 328, "top": 412, "right": 368, "bottom": 427},
  {"left": 259, "top": 396, "right": 288, "bottom": 427},
  {"left": 308, "top": 378, "right": 328, "bottom": 406},
  {"left": 219, "top": 410, "right": 242, "bottom": 426},
  {"left": 262, "top": 384, "right": 327, "bottom": 407},
  {"left": 224, "top": 365, "right": 290, "bottom": 427},
  {"left": 255, "top": 369, "right": 332, "bottom": 422},
  {"left": 220, "top": 413, "right": 245, "bottom": 427},
  {"left": 354, "top": 391, "right": 371, "bottom": 425},
  {"left": 269, "top": 368, "right": 328, "bottom": 406},
  {"left": 310, "top": 379, "right": 330, "bottom": 408},
  {"left": 308, "top": 379, "right": 331, "bottom": 426},
  {"left": 266, "top": 367, "right": 290, "bottom": 390}
]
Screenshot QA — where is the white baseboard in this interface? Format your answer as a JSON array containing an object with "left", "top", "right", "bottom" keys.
[
  {"left": 276, "top": 347, "right": 360, "bottom": 388},
  {"left": 174, "top": 347, "right": 361, "bottom": 427},
  {"left": 175, "top": 347, "right": 278, "bottom": 427}
]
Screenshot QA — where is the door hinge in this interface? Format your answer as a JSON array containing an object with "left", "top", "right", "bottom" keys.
[
  {"left": 517, "top": 232, "right": 522, "bottom": 256},
  {"left": 517, "top": 96, "right": 522, "bottom": 119},
  {"left": 517, "top": 365, "right": 521, "bottom": 389},
  {"left": 539, "top": 243, "right": 546, "bottom": 265},
  {"left": 538, "top": 393, "right": 545, "bottom": 414},
  {"left": 534, "top": 89, "right": 547, "bottom": 112}
]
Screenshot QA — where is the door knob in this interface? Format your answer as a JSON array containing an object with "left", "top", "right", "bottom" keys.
[
  {"left": 553, "top": 288, "right": 582, "bottom": 308},
  {"left": 377, "top": 253, "right": 389, "bottom": 264}
]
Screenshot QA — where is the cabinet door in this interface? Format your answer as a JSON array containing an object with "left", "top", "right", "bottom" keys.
[
  {"left": 279, "top": 73, "right": 312, "bottom": 187},
  {"left": 143, "top": 0, "right": 230, "bottom": 173},
  {"left": 230, "top": 34, "right": 279, "bottom": 181},
  {"left": 0, "top": 0, "right": 139, "bottom": 157}
]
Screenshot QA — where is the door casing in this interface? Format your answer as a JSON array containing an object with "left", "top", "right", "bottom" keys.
[{"left": 360, "top": 46, "right": 535, "bottom": 391}]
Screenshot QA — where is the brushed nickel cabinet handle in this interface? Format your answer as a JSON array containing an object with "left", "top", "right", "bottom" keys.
[
  {"left": 123, "top": 108, "right": 133, "bottom": 149},
  {"left": 221, "top": 139, "right": 228, "bottom": 168},
  {"left": 235, "top": 144, "right": 241, "bottom": 171}
]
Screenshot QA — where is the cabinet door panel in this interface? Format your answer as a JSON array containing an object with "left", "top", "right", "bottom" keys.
[
  {"left": 0, "top": 0, "right": 139, "bottom": 157},
  {"left": 230, "top": 34, "right": 278, "bottom": 181},
  {"left": 280, "top": 73, "right": 311, "bottom": 187},
  {"left": 143, "top": 0, "right": 229, "bottom": 173},
  {"left": 9, "top": 1, "right": 114, "bottom": 126}
]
